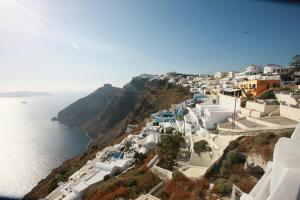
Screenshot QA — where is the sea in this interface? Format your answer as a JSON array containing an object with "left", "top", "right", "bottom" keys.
[{"left": 0, "top": 93, "right": 91, "bottom": 198}]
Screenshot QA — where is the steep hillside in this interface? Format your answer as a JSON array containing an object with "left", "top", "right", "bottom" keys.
[
  {"left": 58, "top": 84, "right": 121, "bottom": 128},
  {"left": 58, "top": 76, "right": 190, "bottom": 147},
  {"left": 24, "top": 76, "right": 190, "bottom": 199}
]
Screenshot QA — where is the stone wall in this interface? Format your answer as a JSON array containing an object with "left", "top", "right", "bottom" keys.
[
  {"left": 276, "top": 92, "right": 300, "bottom": 106},
  {"left": 280, "top": 104, "right": 300, "bottom": 121},
  {"left": 245, "top": 101, "right": 279, "bottom": 117},
  {"left": 218, "top": 128, "right": 295, "bottom": 136},
  {"left": 151, "top": 165, "right": 172, "bottom": 180}
]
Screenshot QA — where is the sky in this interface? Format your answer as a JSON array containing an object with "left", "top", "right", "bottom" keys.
[{"left": 0, "top": 0, "right": 300, "bottom": 92}]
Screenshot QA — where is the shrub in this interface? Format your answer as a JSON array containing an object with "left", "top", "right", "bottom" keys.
[
  {"left": 229, "top": 175, "right": 240, "bottom": 183},
  {"left": 133, "top": 152, "right": 147, "bottom": 164},
  {"left": 163, "top": 180, "right": 182, "bottom": 197},
  {"left": 103, "top": 174, "right": 111, "bottom": 181},
  {"left": 220, "top": 152, "right": 246, "bottom": 176},
  {"left": 176, "top": 115, "right": 184, "bottom": 121},
  {"left": 48, "top": 180, "right": 59, "bottom": 193},
  {"left": 249, "top": 166, "right": 264, "bottom": 179},
  {"left": 253, "top": 133, "right": 275, "bottom": 147},
  {"left": 169, "top": 192, "right": 195, "bottom": 200},
  {"left": 238, "top": 178, "right": 257, "bottom": 193},
  {"left": 113, "top": 187, "right": 129, "bottom": 197},
  {"left": 162, "top": 172, "right": 206, "bottom": 200},
  {"left": 183, "top": 108, "right": 189, "bottom": 115},
  {"left": 278, "top": 131, "right": 293, "bottom": 139},
  {"left": 194, "top": 140, "right": 211, "bottom": 154},
  {"left": 225, "top": 152, "right": 246, "bottom": 166},
  {"left": 137, "top": 170, "right": 158, "bottom": 192},
  {"left": 259, "top": 146, "right": 274, "bottom": 161},
  {"left": 198, "top": 178, "right": 209, "bottom": 190},
  {"left": 83, "top": 164, "right": 160, "bottom": 200},
  {"left": 214, "top": 178, "right": 232, "bottom": 196},
  {"left": 227, "top": 140, "right": 239, "bottom": 151},
  {"left": 165, "top": 127, "right": 175, "bottom": 135}
]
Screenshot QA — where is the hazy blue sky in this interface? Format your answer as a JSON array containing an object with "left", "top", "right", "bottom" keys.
[{"left": 1, "top": 0, "right": 300, "bottom": 92}]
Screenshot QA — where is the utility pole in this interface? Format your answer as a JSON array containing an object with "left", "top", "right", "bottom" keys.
[
  {"left": 183, "top": 116, "right": 186, "bottom": 136},
  {"left": 232, "top": 96, "right": 237, "bottom": 129},
  {"left": 232, "top": 92, "right": 237, "bottom": 130}
]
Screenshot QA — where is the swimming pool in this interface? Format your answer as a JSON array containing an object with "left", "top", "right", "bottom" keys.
[{"left": 113, "top": 151, "right": 122, "bottom": 159}]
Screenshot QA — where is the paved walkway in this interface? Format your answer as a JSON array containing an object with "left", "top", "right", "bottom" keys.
[{"left": 238, "top": 118, "right": 264, "bottom": 128}]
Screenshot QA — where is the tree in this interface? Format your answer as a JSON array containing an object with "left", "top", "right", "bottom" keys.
[
  {"left": 157, "top": 133, "right": 184, "bottom": 170},
  {"left": 133, "top": 152, "right": 146, "bottom": 164},
  {"left": 124, "top": 140, "right": 133, "bottom": 152}
]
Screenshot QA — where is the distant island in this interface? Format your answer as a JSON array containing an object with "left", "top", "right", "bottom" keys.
[{"left": 0, "top": 91, "right": 51, "bottom": 97}]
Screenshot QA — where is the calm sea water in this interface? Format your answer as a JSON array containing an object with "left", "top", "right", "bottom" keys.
[{"left": 0, "top": 93, "right": 90, "bottom": 198}]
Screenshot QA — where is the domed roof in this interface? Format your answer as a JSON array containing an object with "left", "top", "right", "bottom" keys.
[{"left": 245, "top": 65, "right": 262, "bottom": 73}]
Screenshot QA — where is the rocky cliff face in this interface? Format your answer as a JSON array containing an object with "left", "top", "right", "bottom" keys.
[
  {"left": 24, "top": 76, "right": 190, "bottom": 199},
  {"left": 58, "top": 77, "right": 190, "bottom": 147},
  {"left": 58, "top": 84, "right": 121, "bottom": 128}
]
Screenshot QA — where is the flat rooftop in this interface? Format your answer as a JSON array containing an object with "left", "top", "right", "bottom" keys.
[{"left": 259, "top": 116, "right": 298, "bottom": 125}]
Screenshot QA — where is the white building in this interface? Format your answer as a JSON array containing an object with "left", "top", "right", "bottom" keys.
[
  {"left": 263, "top": 64, "right": 281, "bottom": 75},
  {"left": 245, "top": 65, "right": 263, "bottom": 75},
  {"left": 168, "top": 77, "right": 177, "bottom": 84},
  {"left": 215, "top": 71, "right": 236, "bottom": 79},
  {"left": 192, "top": 93, "right": 240, "bottom": 130},
  {"left": 215, "top": 72, "right": 227, "bottom": 79},
  {"left": 218, "top": 93, "right": 241, "bottom": 111},
  {"left": 195, "top": 104, "right": 220, "bottom": 116},
  {"left": 145, "top": 133, "right": 158, "bottom": 150},
  {"left": 202, "top": 108, "right": 233, "bottom": 129},
  {"left": 183, "top": 109, "right": 202, "bottom": 135},
  {"left": 226, "top": 71, "right": 236, "bottom": 78}
]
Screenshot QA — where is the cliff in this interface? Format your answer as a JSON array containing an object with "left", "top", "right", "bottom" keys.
[
  {"left": 58, "top": 76, "right": 190, "bottom": 147},
  {"left": 24, "top": 76, "right": 190, "bottom": 199},
  {"left": 57, "top": 83, "right": 121, "bottom": 129}
]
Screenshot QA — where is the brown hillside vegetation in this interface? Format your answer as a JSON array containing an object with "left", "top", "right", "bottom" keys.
[
  {"left": 83, "top": 152, "right": 160, "bottom": 200},
  {"left": 160, "top": 171, "right": 209, "bottom": 200}
]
